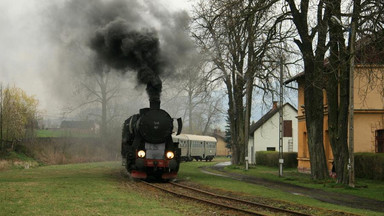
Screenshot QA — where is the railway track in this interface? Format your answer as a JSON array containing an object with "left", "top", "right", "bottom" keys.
[{"left": 141, "top": 180, "right": 312, "bottom": 216}]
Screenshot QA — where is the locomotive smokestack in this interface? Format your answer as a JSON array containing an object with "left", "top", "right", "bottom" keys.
[
  {"left": 147, "top": 81, "right": 161, "bottom": 109},
  {"left": 150, "top": 100, "right": 160, "bottom": 109}
]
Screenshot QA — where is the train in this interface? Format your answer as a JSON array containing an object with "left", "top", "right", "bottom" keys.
[
  {"left": 172, "top": 134, "right": 217, "bottom": 162},
  {"left": 121, "top": 100, "right": 182, "bottom": 180}
]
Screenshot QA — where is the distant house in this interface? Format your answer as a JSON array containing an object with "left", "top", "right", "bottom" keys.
[
  {"left": 60, "top": 120, "right": 99, "bottom": 134},
  {"left": 212, "top": 129, "right": 231, "bottom": 156},
  {"left": 248, "top": 102, "right": 298, "bottom": 164}
]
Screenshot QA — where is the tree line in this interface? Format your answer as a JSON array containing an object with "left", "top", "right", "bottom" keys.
[
  {"left": 0, "top": 85, "right": 39, "bottom": 151},
  {"left": 190, "top": 0, "right": 384, "bottom": 185},
  {"left": 11, "top": 0, "right": 382, "bottom": 186}
]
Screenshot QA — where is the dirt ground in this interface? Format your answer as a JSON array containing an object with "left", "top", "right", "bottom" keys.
[{"left": 204, "top": 163, "right": 384, "bottom": 213}]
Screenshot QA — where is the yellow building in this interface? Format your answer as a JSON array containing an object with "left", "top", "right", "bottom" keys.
[
  {"left": 285, "top": 65, "right": 384, "bottom": 173},
  {"left": 212, "top": 130, "right": 231, "bottom": 157}
]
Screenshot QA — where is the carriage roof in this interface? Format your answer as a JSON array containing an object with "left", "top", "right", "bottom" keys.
[{"left": 172, "top": 134, "right": 217, "bottom": 142}]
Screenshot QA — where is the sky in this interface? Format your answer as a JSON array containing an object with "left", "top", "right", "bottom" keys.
[
  {"left": 0, "top": 0, "right": 297, "bottom": 127},
  {"left": 0, "top": 0, "right": 194, "bottom": 119}
]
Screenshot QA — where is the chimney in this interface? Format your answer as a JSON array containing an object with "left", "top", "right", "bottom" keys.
[
  {"left": 272, "top": 101, "right": 278, "bottom": 110},
  {"left": 150, "top": 99, "right": 160, "bottom": 109}
]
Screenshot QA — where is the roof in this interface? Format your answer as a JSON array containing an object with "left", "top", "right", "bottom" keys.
[
  {"left": 249, "top": 103, "right": 297, "bottom": 135},
  {"left": 60, "top": 120, "right": 95, "bottom": 129},
  {"left": 283, "top": 72, "right": 304, "bottom": 85},
  {"left": 172, "top": 134, "right": 217, "bottom": 142},
  {"left": 284, "top": 34, "right": 384, "bottom": 85},
  {"left": 211, "top": 130, "right": 226, "bottom": 139}
]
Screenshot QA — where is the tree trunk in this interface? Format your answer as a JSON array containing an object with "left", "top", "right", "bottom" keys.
[
  {"left": 188, "top": 90, "right": 193, "bottom": 133},
  {"left": 304, "top": 64, "right": 328, "bottom": 180},
  {"left": 234, "top": 75, "right": 245, "bottom": 165},
  {"left": 287, "top": 0, "right": 331, "bottom": 180},
  {"left": 100, "top": 79, "right": 108, "bottom": 144},
  {"left": 326, "top": 0, "right": 358, "bottom": 184}
]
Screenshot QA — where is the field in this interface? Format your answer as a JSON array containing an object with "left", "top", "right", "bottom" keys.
[
  {"left": 0, "top": 159, "right": 383, "bottom": 215},
  {"left": 0, "top": 162, "right": 190, "bottom": 216},
  {"left": 36, "top": 129, "right": 97, "bottom": 138},
  {"left": 179, "top": 159, "right": 383, "bottom": 216},
  {"left": 222, "top": 163, "right": 384, "bottom": 201}
]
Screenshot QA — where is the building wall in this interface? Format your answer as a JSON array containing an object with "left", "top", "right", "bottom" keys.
[
  {"left": 354, "top": 66, "right": 384, "bottom": 110},
  {"left": 216, "top": 136, "right": 230, "bottom": 156},
  {"left": 354, "top": 112, "right": 384, "bottom": 152},
  {"left": 249, "top": 104, "right": 298, "bottom": 164},
  {"left": 296, "top": 65, "right": 384, "bottom": 173},
  {"left": 297, "top": 114, "right": 334, "bottom": 173}
]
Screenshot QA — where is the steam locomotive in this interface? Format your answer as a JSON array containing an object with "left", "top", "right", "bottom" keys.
[{"left": 121, "top": 100, "right": 182, "bottom": 180}]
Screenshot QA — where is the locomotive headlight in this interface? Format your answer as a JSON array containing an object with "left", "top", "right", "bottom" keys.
[
  {"left": 166, "top": 151, "right": 174, "bottom": 159},
  {"left": 137, "top": 150, "right": 146, "bottom": 158}
]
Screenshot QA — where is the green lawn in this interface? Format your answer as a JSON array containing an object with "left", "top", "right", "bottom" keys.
[
  {"left": 1, "top": 159, "right": 382, "bottom": 216},
  {"left": 36, "top": 129, "right": 97, "bottom": 138},
  {"left": 0, "top": 162, "right": 186, "bottom": 216},
  {"left": 223, "top": 163, "right": 384, "bottom": 201},
  {"left": 178, "top": 159, "right": 383, "bottom": 216}
]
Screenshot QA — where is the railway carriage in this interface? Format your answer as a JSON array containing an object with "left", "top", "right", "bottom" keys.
[
  {"left": 172, "top": 134, "right": 217, "bottom": 162},
  {"left": 172, "top": 134, "right": 192, "bottom": 161}
]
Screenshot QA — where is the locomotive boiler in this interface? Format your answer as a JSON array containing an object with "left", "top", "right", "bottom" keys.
[{"left": 121, "top": 100, "right": 182, "bottom": 180}]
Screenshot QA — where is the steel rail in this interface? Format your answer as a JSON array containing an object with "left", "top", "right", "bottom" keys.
[
  {"left": 141, "top": 180, "right": 266, "bottom": 216},
  {"left": 170, "top": 182, "right": 312, "bottom": 216}
]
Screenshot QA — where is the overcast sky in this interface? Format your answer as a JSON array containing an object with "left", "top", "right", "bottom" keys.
[{"left": 0, "top": 0, "right": 194, "bottom": 118}]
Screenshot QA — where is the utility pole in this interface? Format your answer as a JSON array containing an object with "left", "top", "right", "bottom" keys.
[
  {"left": 348, "top": 2, "right": 358, "bottom": 187},
  {"left": 279, "top": 55, "right": 284, "bottom": 177}
]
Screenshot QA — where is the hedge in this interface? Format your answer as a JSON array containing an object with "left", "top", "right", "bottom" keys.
[
  {"left": 355, "top": 153, "right": 384, "bottom": 181},
  {"left": 256, "top": 151, "right": 298, "bottom": 168}
]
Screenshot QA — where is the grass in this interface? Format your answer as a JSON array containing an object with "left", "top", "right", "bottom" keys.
[
  {"left": 177, "top": 158, "right": 383, "bottom": 216},
  {"left": 36, "top": 129, "right": 97, "bottom": 138},
  {"left": 1, "top": 158, "right": 382, "bottom": 215},
  {"left": 0, "top": 151, "right": 40, "bottom": 170},
  {"left": 224, "top": 163, "right": 384, "bottom": 201},
  {"left": 0, "top": 162, "right": 190, "bottom": 216}
]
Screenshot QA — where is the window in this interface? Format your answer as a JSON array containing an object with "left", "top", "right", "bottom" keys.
[
  {"left": 267, "top": 147, "right": 276, "bottom": 151},
  {"left": 284, "top": 120, "right": 292, "bottom": 137},
  {"left": 376, "top": 130, "right": 384, "bottom": 153},
  {"left": 288, "top": 139, "right": 293, "bottom": 152}
]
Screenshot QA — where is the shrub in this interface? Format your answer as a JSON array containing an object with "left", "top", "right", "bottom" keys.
[
  {"left": 256, "top": 151, "right": 298, "bottom": 168},
  {"left": 355, "top": 153, "right": 384, "bottom": 180}
]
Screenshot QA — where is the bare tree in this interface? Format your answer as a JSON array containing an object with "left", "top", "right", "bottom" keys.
[
  {"left": 286, "top": 0, "right": 331, "bottom": 180},
  {"left": 326, "top": 0, "right": 384, "bottom": 184},
  {"left": 67, "top": 61, "right": 123, "bottom": 141},
  {"left": 161, "top": 53, "right": 224, "bottom": 135},
  {"left": 355, "top": 0, "right": 384, "bottom": 98},
  {"left": 286, "top": 0, "right": 384, "bottom": 182},
  {"left": 192, "top": 0, "right": 286, "bottom": 164},
  {"left": 177, "top": 56, "right": 212, "bottom": 133}
]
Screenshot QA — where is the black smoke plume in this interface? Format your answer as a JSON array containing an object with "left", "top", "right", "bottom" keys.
[
  {"left": 89, "top": 18, "right": 163, "bottom": 102},
  {"left": 45, "top": 0, "right": 195, "bottom": 104}
]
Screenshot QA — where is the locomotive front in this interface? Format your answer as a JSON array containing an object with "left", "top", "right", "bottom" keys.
[{"left": 121, "top": 100, "right": 182, "bottom": 180}]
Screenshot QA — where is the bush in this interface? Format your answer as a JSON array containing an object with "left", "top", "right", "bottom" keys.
[
  {"left": 355, "top": 153, "right": 384, "bottom": 180},
  {"left": 256, "top": 151, "right": 298, "bottom": 168}
]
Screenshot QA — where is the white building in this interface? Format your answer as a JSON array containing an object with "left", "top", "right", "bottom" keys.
[{"left": 248, "top": 102, "right": 298, "bottom": 164}]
